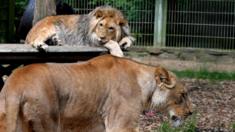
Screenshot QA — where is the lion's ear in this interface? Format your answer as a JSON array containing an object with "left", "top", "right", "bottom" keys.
[
  {"left": 94, "top": 9, "right": 103, "bottom": 19},
  {"left": 119, "top": 19, "right": 128, "bottom": 26}
]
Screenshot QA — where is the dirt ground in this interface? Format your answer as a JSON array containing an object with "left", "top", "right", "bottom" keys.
[{"left": 139, "top": 79, "right": 235, "bottom": 132}]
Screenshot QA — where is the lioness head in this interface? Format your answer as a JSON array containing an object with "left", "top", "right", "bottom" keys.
[
  {"left": 88, "top": 6, "right": 129, "bottom": 44},
  {"left": 152, "top": 67, "right": 193, "bottom": 127}
]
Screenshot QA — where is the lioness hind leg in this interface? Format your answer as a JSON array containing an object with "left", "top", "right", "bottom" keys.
[{"left": 22, "top": 101, "right": 60, "bottom": 132}]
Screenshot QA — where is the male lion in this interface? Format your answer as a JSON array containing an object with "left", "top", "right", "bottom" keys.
[
  {"left": 25, "top": 6, "right": 135, "bottom": 57},
  {"left": 4, "top": 55, "right": 192, "bottom": 132}
]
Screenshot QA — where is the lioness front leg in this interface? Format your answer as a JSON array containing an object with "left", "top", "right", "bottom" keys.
[
  {"left": 104, "top": 104, "right": 140, "bottom": 132},
  {"left": 104, "top": 117, "right": 139, "bottom": 132},
  {"left": 104, "top": 40, "right": 124, "bottom": 57}
]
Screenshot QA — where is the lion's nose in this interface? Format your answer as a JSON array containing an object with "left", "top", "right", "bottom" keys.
[{"left": 100, "top": 36, "right": 106, "bottom": 40}]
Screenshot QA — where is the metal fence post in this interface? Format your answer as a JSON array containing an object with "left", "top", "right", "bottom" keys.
[
  {"left": 33, "top": 0, "right": 56, "bottom": 25},
  {"left": 153, "top": 0, "right": 167, "bottom": 47}
]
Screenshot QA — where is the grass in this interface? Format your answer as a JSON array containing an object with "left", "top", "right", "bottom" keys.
[
  {"left": 232, "top": 123, "right": 235, "bottom": 131},
  {"left": 156, "top": 114, "right": 197, "bottom": 132},
  {"left": 173, "top": 69, "right": 235, "bottom": 81}
]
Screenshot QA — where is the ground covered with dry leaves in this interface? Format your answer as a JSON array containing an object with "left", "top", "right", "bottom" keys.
[{"left": 139, "top": 79, "right": 235, "bottom": 132}]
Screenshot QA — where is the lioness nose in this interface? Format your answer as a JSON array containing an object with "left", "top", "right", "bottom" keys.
[
  {"left": 171, "top": 115, "right": 179, "bottom": 121},
  {"left": 188, "top": 111, "right": 193, "bottom": 116}
]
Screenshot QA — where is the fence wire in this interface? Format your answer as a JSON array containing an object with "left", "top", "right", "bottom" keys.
[
  {"left": 63, "top": 0, "right": 235, "bottom": 50},
  {"left": 166, "top": 0, "right": 235, "bottom": 50},
  {"left": 63, "top": 0, "right": 155, "bottom": 47}
]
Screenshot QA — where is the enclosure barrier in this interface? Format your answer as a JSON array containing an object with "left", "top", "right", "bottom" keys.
[
  {"left": 62, "top": 0, "right": 235, "bottom": 50},
  {"left": 1, "top": 0, "right": 234, "bottom": 50}
]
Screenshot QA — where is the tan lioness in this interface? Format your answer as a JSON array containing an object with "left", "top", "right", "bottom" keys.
[{"left": 4, "top": 55, "right": 192, "bottom": 132}]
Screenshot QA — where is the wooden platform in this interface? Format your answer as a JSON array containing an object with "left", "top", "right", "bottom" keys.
[
  {"left": 0, "top": 44, "right": 108, "bottom": 89},
  {"left": 0, "top": 44, "right": 108, "bottom": 64}
]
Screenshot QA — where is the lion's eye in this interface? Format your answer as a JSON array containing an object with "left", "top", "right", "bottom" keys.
[{"left": 99, "top": 23, "right": 103, "bottom": 27}]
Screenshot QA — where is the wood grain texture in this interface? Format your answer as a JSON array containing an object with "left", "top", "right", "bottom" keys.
[{"left": 0, "top": 44, "right": 108, "bottom": 63}]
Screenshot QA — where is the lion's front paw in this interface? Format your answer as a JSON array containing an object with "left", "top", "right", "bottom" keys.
[
  {"left": 109, "top": 49, "right": 124, "bottom": 57},
  {"left": 119, "top": 36, "right": 134, "bottom": 49},
  {"left": 104, "top": 40, "right": 124, "bottom": 57},
  {"left": 32, "top": 43, "right": 49, "bottom": 52}
]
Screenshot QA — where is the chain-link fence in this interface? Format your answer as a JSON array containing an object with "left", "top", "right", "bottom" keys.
[
  {"left": 166, "top": 0, "right": 235, "bottom": 50},
  {"left": 63, "top": 0, "right": 155, "bottom": 47},
  {"left": 60, "top": 0, "right": 235, "bottom": 50}
]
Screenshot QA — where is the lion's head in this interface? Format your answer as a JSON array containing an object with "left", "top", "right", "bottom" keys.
[
  {"left": 88, "top": 6, "right": 130, "bottom": 45},
  {"left": 152, "top": 66, "right": 193, "bottom": 127}
]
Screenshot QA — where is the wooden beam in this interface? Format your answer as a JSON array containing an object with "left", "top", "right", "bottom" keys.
[{"left": 0, "top": 44, "right": 108, "bottom": 64}]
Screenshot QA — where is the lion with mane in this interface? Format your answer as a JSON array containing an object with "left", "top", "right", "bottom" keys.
[{"left": 25, "top": 6, "right": 134, "bottom": 57}]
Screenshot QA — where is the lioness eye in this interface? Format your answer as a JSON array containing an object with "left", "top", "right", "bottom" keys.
[
  {"left": 99, "top": 23, "right": 103, "bottom": 27},
  {"left": 176, "top": 98, "right": 183, "bottom": 104}
]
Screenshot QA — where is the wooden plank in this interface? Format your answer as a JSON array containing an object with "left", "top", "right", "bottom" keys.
[
  {"left": 0, "top": 44, "right": 108, "bottom": 63},
  {"left": 0, "top": 44, "right": 107, "bottom": 53}
]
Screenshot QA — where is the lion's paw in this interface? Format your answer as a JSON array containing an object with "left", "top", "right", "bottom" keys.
[
  {"left": 119, "top": 37, "right": 134, "bottom": 49},
  {"left": 51, "top": 34, "right": 63, "bottom": 46},
  {"left": 32, "top": 43, "right": 49, "bottom": 52},
  {"left": 110, "top": 50, "right": 124, "bottom": 57},
  {"left": 104, "top": 40, "right": 124, "bottom": 57}
]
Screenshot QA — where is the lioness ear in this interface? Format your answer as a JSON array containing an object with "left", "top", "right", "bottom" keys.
[
  {"left": 155, "top": 66, "right": 176, "bottom": 89},
  {"left": 155, "top": 66, "right": 170, "bottom": 84}
]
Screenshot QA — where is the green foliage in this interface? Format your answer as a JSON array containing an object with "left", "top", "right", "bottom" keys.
[
  {"left": 232, "top": 123, "right": 235, "bottom": 131},
  {"left": 157, "top": 122, "right": 174, "bottom": 132},
  {"left": 15, "top": 0, "right": 28, "bottom": 16},
  {"left": 173, "top": 69, "right": 235, "bottom": 81},
  {"left": 89, "top": 0, "right": 155, "bottom": 21},
  {"left": 156, "top": 114, "right": 197, "bottom": 132}
]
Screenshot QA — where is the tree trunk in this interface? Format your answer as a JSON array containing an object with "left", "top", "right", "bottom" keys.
[{"left": 33, "top": 0, "right": 56, "bottom": 25}]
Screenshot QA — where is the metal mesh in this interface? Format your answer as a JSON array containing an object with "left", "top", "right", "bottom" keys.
[
  {"left": 62, "top": 0, "right": 155, "bottom": 47},
  {"left": 166, "top": 0, "right": 235, "bottom": 50},
  {"left": 62, "top": 0, "right": 235, "bottom": 50}
]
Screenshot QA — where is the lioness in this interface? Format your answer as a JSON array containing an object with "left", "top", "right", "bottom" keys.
[
  {"left": 4, "top": 55, "right": 192, "bottom": 132},
  {"left": 25, "top": 6, "right": 135, "bottom": 57}
]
